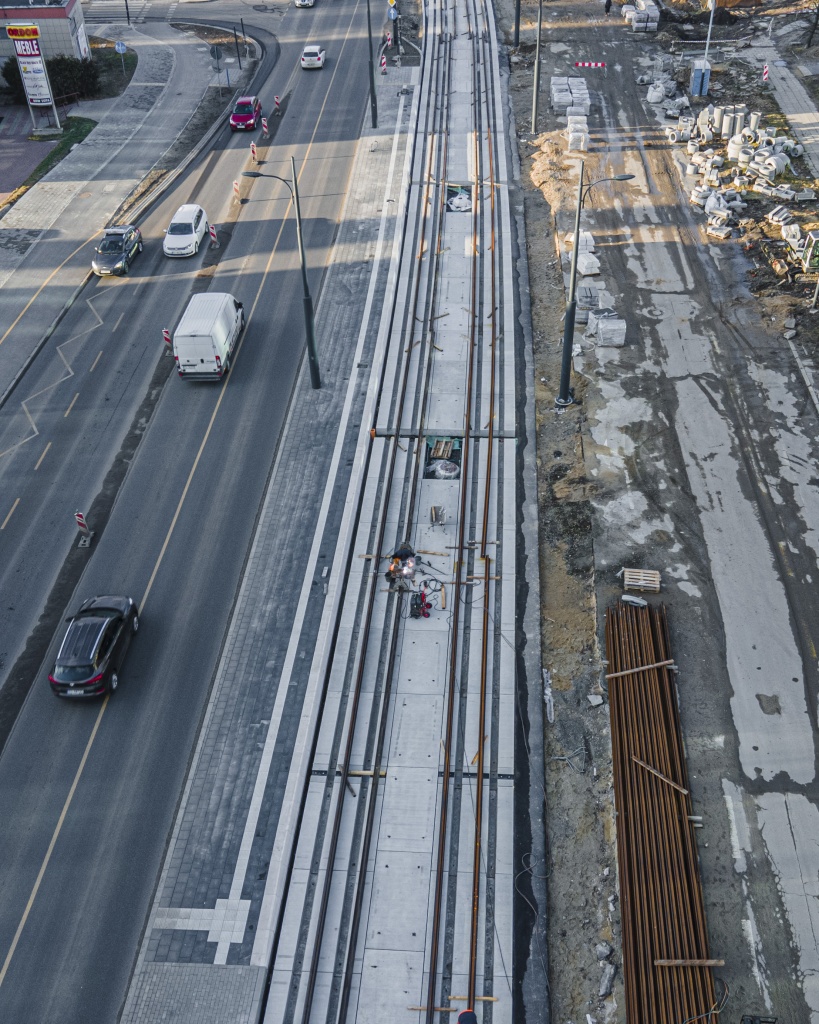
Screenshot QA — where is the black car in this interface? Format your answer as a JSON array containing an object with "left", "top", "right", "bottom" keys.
[
  {"left": 92, "top": 225, "right": 143, "bottom": 276},
  {"left": 49, "top": 596, "right": 139, "bottom": 698}
]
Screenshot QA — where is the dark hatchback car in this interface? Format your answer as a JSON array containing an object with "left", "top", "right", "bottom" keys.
[
  {"left": 49, "top": 596, "right": 139, "bottom": 698},
  {"left": 229, "top": 95, "right": 262, "bottom": 131},
  {"left": 92, "top": 225, "right": 143, "bottom": 276}
]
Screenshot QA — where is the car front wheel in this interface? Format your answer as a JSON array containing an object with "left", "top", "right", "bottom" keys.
[
  {"left": 138, "top": 240, "right": 143, "bottom": 252},
  {"left": 109, "top": 671, "right": 119, "bottom": 693},
  {"left": 132, "top": 614, "right": 139, "bottom": 633},
  {"left": 194, "top": 240, "right": 199, "bottom": 254}
]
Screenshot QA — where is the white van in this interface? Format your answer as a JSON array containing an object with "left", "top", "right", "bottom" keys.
[{"left": 173, "top": 293, "right": 245, "bottom": 380}]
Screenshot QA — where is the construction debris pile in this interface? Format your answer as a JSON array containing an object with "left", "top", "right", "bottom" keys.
[
  {"left": 641, "top": 76, "right": 818, "bottom": 244},
  {"left": 605, "top": 602, "right": 721, "bottom": 1024},
  {"left": 551, "top": 77, "right": 593, "bottom": 151},
  {"left": 621, "top": 0, "right": 660, "bottom": 33}
]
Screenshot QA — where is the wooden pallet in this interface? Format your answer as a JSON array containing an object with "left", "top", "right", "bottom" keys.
[
  {"left": 431, "top": 439, "right": 454, "bottom": 459},
  {"left": 622, "top": 568, "right": 661, "bottom": 593}
]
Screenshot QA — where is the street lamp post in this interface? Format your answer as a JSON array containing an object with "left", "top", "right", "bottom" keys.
[
  {"left": 555, "top": 162, "right": 634, "bottom": 408},
  {"left": 531, "top": 0, "right": 543, "bottom": 133},
  {"left": 290, "top": 156, "right": 321, "bottom": 390},
  {"left": 250, "top": 162, "right": 322, "bottom": 389},
  {"left": 366, "top": 0, "right": 378, "bottom": 128}
]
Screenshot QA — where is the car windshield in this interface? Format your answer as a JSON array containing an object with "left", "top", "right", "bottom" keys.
[
  {"left": 168, "top": 222, "right": 194, "bottom": 235},
  {"left": 305, "top": 49, "right": 319, "bottom": 56},
  {"left": 98, "top": 236, "right": 126, "bottom": 254},
  {"left": 54, "top": 664, "right": 93, "bottom": 682},
  {"left": 233, "top": 102, "right": 253, "bottom": 114}
]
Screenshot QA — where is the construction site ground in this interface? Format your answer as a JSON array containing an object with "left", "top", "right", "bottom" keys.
[{"left": 496, "top": 1, "right": 819, "bottom": 1022}]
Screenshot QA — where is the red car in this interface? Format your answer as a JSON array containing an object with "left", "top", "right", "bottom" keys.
[{"left": 230, "top": 95, "right": 262, "bottom": 131}]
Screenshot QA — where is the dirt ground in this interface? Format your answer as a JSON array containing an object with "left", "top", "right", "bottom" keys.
[{"left": 493, "top": 2, "right": 819, "bottom": 1022}]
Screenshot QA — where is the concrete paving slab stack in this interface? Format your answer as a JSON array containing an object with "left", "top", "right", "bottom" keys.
[{"left": 554, "top": 77, "right": 591, "bottom": 150}]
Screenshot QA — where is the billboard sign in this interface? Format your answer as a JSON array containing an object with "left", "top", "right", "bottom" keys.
[{"left": 6, "top": 25, "right": 54, "bottom": 107}]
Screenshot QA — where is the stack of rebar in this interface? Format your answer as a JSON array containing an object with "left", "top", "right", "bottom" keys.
[{"left": 605, "top": 602, "right": 717, "bottom": 1024}]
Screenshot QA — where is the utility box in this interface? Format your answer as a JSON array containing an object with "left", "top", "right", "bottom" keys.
[{"left": 690, "top": 60, "right": 711, "bottom": 97}]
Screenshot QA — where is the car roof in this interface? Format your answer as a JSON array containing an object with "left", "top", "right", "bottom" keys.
[
  {"left": 304, "top": 44, "right": 322, "bottom": 50},
  {"left": 236, "top": 95, "right": 256, "bottom": 103},
  {"left": 79, "top": 595, "right": 132, "bottom": 615},
  {"left": 58, "top": 616, "right": 109, "bottom": 664},
  {"left": 103, "top": 225, "right": 135, "bottom": 236},
  {"left": 171, "top": 204, "right": 202, "bottom": 220}
]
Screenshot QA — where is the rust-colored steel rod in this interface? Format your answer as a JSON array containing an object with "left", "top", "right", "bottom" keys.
[
  {"left": 467, "top": 553, "right": 491, "bottom": 1006},
  {"left": 605, "top": 605, "right": 716, "bottom": 1024}
]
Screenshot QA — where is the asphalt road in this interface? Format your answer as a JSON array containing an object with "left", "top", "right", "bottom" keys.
[{"left": 0, "top": 2, "right": 373, "bottom": 1020}]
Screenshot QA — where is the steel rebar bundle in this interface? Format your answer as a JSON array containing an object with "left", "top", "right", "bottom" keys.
[{"left": 605, "top": 603, "right": 718, "bottom": 1024}]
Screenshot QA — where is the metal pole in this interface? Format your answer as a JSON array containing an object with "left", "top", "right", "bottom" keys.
[
  {"left": 291, "top": 156, "right": 321, "bottom": 390},
  {"left": 395, "top": 5, "right": 402, "bottom": 53},
  {"left": 233, "top": 27, "right": 243, "bottom": 70},
  {"left": 702, "top": 0, "right": 716, "bottom": 93},
  {"left": 514, "top": 0, "right": 521, "bottom": 47},
  {"left": 811, "top": 275, "right": 819, "bottom": 311},
  {"left": 366, "top": 0, "right": 378, "bottom": 128},
  {"left": 556, "top": 160, "right": 584, "bottom": 408},
  {"left": 124, "top": 0, "right": 131, "bottom": 26},
  {"left": 531, "top": 0, "right": 543, "bottom": 133}
]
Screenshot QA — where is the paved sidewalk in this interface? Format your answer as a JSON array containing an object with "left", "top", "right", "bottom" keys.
[
  {"left": 0, "top": 106, "right": 59, "bottom": 207},
  {"left": 0, "top": 20, "right": 253, "bottom": 403},
  {"left": 749, "top": 40, "right": 819, "bottom": 178}
]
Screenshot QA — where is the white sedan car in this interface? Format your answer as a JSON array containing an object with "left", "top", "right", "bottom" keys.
[
  {"left": 163, "top": 203, "right": 209, "bottom": 257},
  {"left": 294, "top": 0, "right": 314, "bottom": 7},
  {"left": 300, "top": 45, "right": 325, "bottom": 69}
]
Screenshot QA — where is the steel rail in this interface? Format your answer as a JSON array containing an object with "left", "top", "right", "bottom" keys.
[
  {"left": 294, "top": 5, "right": 455, "bottom": 1023},
  {"left": 334, "top": 17, "right": 456, "bottom": 1024},
  {"left": 467, "top": 0, "right": 499, "bottom": 1005},
  {"left": 294, "top": 41, "right": 448, "bottom": 1024},
  {"left": 428, "top": 0, "right": 502, "bottom": 1012}
]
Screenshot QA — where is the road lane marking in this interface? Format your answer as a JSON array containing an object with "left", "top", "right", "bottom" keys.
[
  {"left": 112, "top": 313, "right": 124, "bottom": 333},
  {"left": 0, "top": 697, "right": 109, "bottom": 988},
  {"left": 89, "top": 351, "right": 103, "bottom": 373},
  {"left": 35, "top": 442, "right": 51, "bottom": 470},
  {"left": 1, "top": 499, "right": 20, "bottom": 530},
  {"left": 0, "top": 232, "right": 102, "bottom": 348},
  {"left": 64, "top": 392, "right": 79, "bottom": 417}
]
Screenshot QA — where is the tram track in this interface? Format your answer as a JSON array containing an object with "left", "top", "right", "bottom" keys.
[{"left": 260, "top": 0, "right": 516, "bottom": 1018}]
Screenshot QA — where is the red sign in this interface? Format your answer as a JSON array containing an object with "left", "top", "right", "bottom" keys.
[{"left": 6, "top": 24, "right": 40, "bottom": 40}]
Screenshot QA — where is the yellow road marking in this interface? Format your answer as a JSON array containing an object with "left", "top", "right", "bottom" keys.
[
  {"left": 35, "top": 442, "right": 51, "bottom": 470},
  {"left": 89, "top": 351, "right": 103, "bottom": 373},
  {"left": 64, "top": 392, "right": 79, "bottom": 417},
  {"left": 0, "top": 698, "right": 108, "bottom": 987},
  {"left": 1, "top": 499, "right": 20, "bottom": 530}
]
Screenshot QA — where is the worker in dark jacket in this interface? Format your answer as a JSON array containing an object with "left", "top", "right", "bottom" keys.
[{"left": 605, "top": 0, "right": 612, "bottom": 14}]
